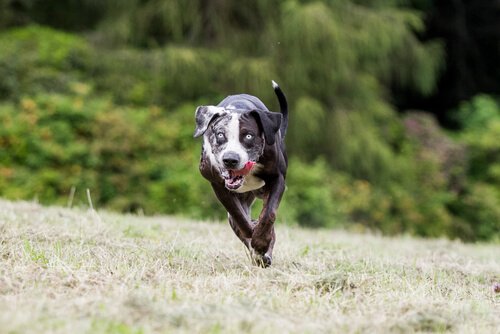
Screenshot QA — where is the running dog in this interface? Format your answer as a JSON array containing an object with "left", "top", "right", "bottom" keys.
[{"left": 193, "top": 81, "right": 288, "bottom": 267}]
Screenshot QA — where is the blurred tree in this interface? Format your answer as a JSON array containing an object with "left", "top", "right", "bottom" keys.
[
  {"left": 0, "top": 1, "right": 498, "bottom": 240},
  {"left": 395, "top": 0, "right": 500, "bottom": 126},
  {"left": 0, "top": 0, "right": 107, "bottom": 30}
]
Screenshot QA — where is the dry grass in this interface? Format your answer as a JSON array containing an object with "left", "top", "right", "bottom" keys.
[{"left": 0, "top": 199, "right": 499, "bottom": 333}]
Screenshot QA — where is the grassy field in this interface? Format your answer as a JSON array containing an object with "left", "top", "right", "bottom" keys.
[{"left": 0, "top": 199, "right": 498, "bottom": 333}]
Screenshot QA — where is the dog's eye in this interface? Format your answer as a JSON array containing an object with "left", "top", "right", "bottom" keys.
[
  {"left": 216, "top": 132, "right": 226, "bottom": 144},
  {"left": 245, "top": 134, "right": 253, "bottom": 140}
]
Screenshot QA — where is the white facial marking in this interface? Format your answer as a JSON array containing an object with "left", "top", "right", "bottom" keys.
[{"left": 219, "top": 114, "right": 248, "bottom": 169}]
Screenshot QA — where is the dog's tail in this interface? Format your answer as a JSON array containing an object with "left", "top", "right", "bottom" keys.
[{"left": 272, "top": 80, "right": 288, "bottom": 138}]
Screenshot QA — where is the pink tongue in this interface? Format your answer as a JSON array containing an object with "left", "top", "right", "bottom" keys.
[{"left": 231, "top": 161, "right": 255, "bottom": 176}]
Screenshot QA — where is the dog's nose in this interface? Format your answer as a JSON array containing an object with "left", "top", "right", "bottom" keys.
[{"left": 222, "top": 152, "right": 240, "bottom": 169}]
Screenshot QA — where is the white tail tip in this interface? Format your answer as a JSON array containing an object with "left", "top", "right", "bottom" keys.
[{"left": 272, "top": 80, "right": 279, "bottom": 89}]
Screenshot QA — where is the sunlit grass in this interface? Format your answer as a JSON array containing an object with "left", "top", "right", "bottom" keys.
[{"left": 0, "top": 199, "right": 498, "bottom": 333}]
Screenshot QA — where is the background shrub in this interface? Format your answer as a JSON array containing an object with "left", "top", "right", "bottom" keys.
[{"left": 0, "top": 1, "right": 498, "bottom": 242}]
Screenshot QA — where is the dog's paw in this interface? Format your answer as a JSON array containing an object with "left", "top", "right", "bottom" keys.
[
  {"left": 252, "top": 253, "right": 272, "bottom": 268},
  {"left": 261, "top": 254, "right": 272, "bottom": 267}
]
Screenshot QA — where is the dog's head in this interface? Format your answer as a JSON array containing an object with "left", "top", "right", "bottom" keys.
[{"left": 194, "top": 106, "right": 281, "bottom": 191}]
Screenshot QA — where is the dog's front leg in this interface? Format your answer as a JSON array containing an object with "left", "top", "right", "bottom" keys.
[
  {"left": 251, "top": 175, "right": 285, "bottom": 265},
  {"left": 211, "top": 183, "right": 254, "bottom": 241},
  {"left": 228, "top": 192, "right": 256, "bottom": 249}
]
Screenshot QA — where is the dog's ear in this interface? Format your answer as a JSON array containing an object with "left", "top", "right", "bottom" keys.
[
  {"left": 194, "top": 106, "right": 226, "bottom": 138},
  {"left": 250, "top": 110, "right": 282, "bottom": 145}
]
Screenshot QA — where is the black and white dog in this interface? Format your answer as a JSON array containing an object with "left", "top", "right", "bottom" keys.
[{"left": 194, "top": 81, "right": 288, "bottom": 267}]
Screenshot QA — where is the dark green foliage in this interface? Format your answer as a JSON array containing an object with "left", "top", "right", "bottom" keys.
[
  {"left": 0, "top": 26, "right": 91, "bottom": 99},
  {"left": 0, "top": 1, "right": 498, "bottom": 241},
  {"left": 283, "top": 159, "right": 338, "bottom": 228},
  {"left": 399, "top": 0, "right": 500, "bottom": 122},
  {"left": 0, "top": 90, "right": 221, "bottom": 217},
  {"left": 447, "top": 96, "right": 500, "bottom": 241}
]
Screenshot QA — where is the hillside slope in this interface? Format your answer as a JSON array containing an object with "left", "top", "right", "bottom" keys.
[{"left": 0, "top": 199, "right": 498, "bottom": 333}]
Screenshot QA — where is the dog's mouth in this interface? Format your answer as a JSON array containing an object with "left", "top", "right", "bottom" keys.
[
  {"left": 224, "top": 171, "right": 245, "bottom": 190},
  {"left": 221, "top": 161, "right": 256, "bottom": 190}
]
